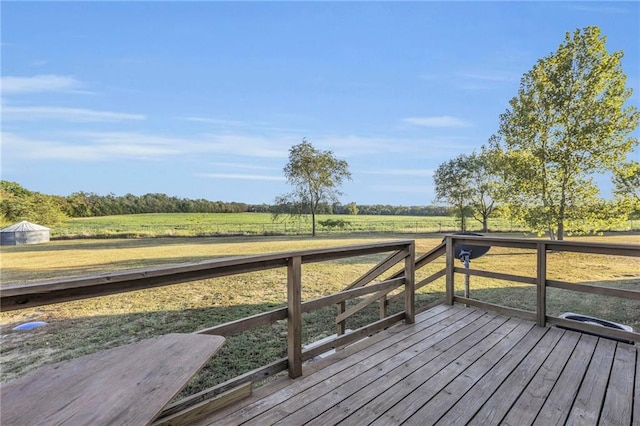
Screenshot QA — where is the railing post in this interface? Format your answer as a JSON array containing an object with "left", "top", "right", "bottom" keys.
[
  {"left": 336, "top": 302, "right": 346, "bottom": 336},
  {"left": 536, "top": 242, "right": 547, "bottom": 327},
  {"left": 445, "top": 235, "right": 455, "bottom": 305},
  {"left": 379, "top": 296, "right": 387, "bottom": 320},
  {"left": 404, "top": 242, "right": 416, "bottom": 324},
  {"left": 287, "top": 256, "right": 302, "bottom": 378}
]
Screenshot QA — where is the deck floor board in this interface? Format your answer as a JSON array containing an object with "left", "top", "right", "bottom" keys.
[{"left": 198, "top": 305, "right": 638, "bottom": 426}]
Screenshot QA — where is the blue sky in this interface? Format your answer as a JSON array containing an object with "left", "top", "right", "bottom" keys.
[{"left": 2, "top": 1, "right": 639, "bottom": 206}]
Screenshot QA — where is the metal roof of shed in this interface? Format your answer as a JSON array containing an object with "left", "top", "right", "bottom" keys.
[{"left": 1, "top": 221, "right": 50, "bottom": 232}]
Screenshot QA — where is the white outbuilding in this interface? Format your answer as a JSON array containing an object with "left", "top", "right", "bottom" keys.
[{"left": 0, "top": 221, "right": 51, "bottom": 245}]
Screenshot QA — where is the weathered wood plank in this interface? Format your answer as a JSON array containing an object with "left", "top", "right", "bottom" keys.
[
  {"left": 0, "top": 334, "right": 225, "bottom": 426},
  {"left": 287, "top": 256, "right": 302, "bottom": 378},
  {"left": 302, "top": 313, "right": 404, "bottom": 361},
  {"left": 207, "top": 305, "right": 469, "bottom": 425},
  {"left": 453, "top": 266, "right": 537, "bottom": 285},
  {"left": 536, "top": 241, "right": 547, "bottom": 326},
  {"left": 634, "top": 348, "right": 640, "bottom": 426},
  {"left": 565, "top": 337, "right": 617, "bottom": 426},
  {"left": 548, "top": 316, "right": 640, "bottom": 343},
  {"left": 377, "top": 319, "right": 533, "bottom": 426},
  {"left": 404, "top": 241, "right": 416, "bottom": 324},
  {"left": 303, "top": 277, "right": 404, "bottom": 313},
  {"left": 159, "top": 358, "right": 288, "bottom": 419},
  {"left": 335, "top": 279, "right": 404, "bottom": 324},
  {"left": 388, "top": 269, "right": 445, "bottom": 305},
  {"left": 547, "top": 279, "right": 640, "bottom": 301},
  {"left": 501, "top": 330, "right": 581, "bottom": 425},
  {"left": 153, "top": 382, "right": 252, "bottom": 426},
  {"left": 273, "top": 313, "right": 502, "bottom": 426},
  {"left": 533, "top": 333, "right": 599, "bottom": 425},
  {"left": 223, "top": 308, "right": 486, "bottom": 425},
  {"left": 446, "top": 235, "right": 455, "bottom": 305},
  {"left": 197, "top": 307, "right": 287, "bottom": 336},
  {"left": 389, "top": 241, "right": 445, "bottom": 279},
  {"left": 346, "top": 249, "right": 407, "bottom": 290},
  {"left": 454, "top": 296, "right": 537, "bottom": 321},
  {"left": 1, "top": 240, "right": 414, "bottom": 311},
  {"left": 545, "top": 241, "right": 640, "bottom": 257},
  {"left": 466, "top": 326, "right": 565, "bottom": 426},
  {"left": 599, "top": 342, "right": 636, "bottom": 426}
]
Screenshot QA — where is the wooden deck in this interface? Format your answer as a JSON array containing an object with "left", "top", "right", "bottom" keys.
[{"left": 198, "top": 304, "right": 639, "bottom": 426}]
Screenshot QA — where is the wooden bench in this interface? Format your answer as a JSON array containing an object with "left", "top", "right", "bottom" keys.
[{"left": 1, "top": 333, "right": 225, "bottom": 425}]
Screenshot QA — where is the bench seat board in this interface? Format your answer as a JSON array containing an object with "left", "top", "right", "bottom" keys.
[{"left": 1, "top": 333, "right": 225, "bottom": 426}]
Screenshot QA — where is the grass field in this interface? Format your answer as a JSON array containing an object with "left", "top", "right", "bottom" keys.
[
  {"left": 1, "top": 232, "right": 638, "bottom": 401},
  {"left": 50, "top": 212, "right": 510, "bottom": 238},
  {"left": 46, "top": 212, "right": 640, "bottom": 238}
]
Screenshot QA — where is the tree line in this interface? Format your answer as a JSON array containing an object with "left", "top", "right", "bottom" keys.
[{"left": 0, "top": 180, "right": 456, "bottom": 228}]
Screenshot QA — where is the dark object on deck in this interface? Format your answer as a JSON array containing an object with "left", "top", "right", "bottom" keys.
[
  {"left": 558, "top": 312, "right": 635, "bottom": 344},
  {"left": 447, "top": 232, "right": 491, "bottom": 261}
]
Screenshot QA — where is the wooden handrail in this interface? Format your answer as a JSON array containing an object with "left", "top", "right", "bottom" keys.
[{"left": 444, "top": 235, "right": 640, "bottom": 342}]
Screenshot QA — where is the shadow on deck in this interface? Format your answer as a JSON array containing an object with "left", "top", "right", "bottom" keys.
[{"left": 199, "top": 304, "right": 639, "bottom": 426}]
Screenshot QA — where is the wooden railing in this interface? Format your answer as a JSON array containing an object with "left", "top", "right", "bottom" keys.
[
  {"left": 3, "top": 236, "right": 638, "bottom": 422},
  {"left": 1, "top": 239, "right": 416, "bottom": 421},
  {"left": 442, "top": 235, "right": 640, "bottom": 343}
]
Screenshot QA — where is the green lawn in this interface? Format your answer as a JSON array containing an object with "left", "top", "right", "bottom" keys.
[
  {"left": 47, "top": 212, "right": 640, "bottom": 239},
  {"left": 52, "top": 212, "right": 524, "bottom": 238}
]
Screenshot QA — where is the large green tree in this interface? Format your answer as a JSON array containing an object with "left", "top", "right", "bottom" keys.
[
  {"left": 0, "top": 181, "right": 68, "bottom": 227},
  {"left": 275, "top": 139, "right": 351, "bottom": 236},
  {"left": 487, "top": 26, "right": 639, "bottom": 240},
  {"left": 613, "top": 160, "right": 640, "bottom": 202},
  {"left": 433, "top": 152, "right": 495, "bottom": 232}
]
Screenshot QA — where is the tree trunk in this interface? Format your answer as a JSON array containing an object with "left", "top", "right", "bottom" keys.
[
  {"left": 311, "top": 211, "right": 316, "bottom": 237},
  {"left": 482, "top": 216, "right": 488, "bottom": 233},
  {"left": 557, "top": 220, "right": 564, "bottom": 241}
]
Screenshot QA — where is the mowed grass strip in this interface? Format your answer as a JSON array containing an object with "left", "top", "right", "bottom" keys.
[{"left": 0, "top": 233, "right": 637, "bottom": 400}]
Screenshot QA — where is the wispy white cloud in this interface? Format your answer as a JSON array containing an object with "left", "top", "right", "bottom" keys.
[
  {"left": 197, "top": 173, "right": 285, "bottom": 181},
  {"left": 402, "top": 116, "right": 471, "bottom": 128},
  {"left": 182, "top": 116, "right": 307, "bottom": 133},
  {"left": 209, "top": 162, "right": 278, "bottom": 171},
  {"left": 182, "top": 117, "right": 248, "bottom": 126},
  {"left": 1, "top": 75, "right": 81, "bottom": 94},
  {"left": 361, "top": 169, "right": 434, "bottom": 177},
  {"left": 2, "top": 128, "right": 474, "bottom": 165},
  {"left": 1, "top": 132, "right": 179, "bottom": 161},
  {"left": 2, "top": 106, "right": 146, "bottom": 122},
  {"left": 1, "top": 131, "right": 291, "bottom": 162}
]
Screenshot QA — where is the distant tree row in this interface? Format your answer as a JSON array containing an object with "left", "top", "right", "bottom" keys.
[
  {"left": 0, "top": 180, "right": 456, "bottom": 229},
  {"left": 250, "top": 202, "right": 452, "bottom": 216},
  {"left": 0, "top": 181, "right": 251, "bottom": 226},
  {"left": 59, "top": 191, "right": 249, "bottom": 217}
]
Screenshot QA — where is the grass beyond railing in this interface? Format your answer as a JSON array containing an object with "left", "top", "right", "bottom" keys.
[{"left": 49, "top": 213, "right": 640, "bottom": 239}]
